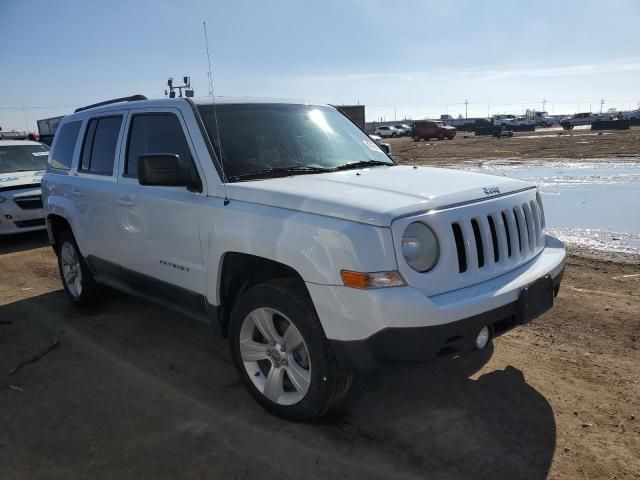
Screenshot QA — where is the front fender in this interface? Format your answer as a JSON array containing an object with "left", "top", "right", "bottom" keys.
[{"left": 203, "top": 201, "right": 398, "bottom": 305}]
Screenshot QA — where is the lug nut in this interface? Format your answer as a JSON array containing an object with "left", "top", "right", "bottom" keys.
[{"left": 281, "top": 359, "right": 287, "bottom": 366}]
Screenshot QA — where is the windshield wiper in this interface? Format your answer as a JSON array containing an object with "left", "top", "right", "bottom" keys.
[
  {"left": 331, "top": 159, "right": 392, "bottom": 171},
  {"left": 227, "top": 165, "right": 330, "bottom": 181}
]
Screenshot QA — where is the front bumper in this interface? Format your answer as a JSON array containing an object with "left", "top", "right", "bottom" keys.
[
  {"left": 330, "top": 270, "right": 562, "bottom": 372},
  {"left": 306, "top": 235, "right": 566, "bottom": 372},
  {"left": 0, "top": 204, "right": 46, "bottom": 235}
]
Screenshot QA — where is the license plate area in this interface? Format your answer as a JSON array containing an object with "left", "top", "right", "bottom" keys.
[{"left": 518, "top": 275, "right": 554, "bottom": 324}]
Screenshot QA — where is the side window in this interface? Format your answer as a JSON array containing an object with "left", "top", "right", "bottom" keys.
[
  {"left": 125, "top": 113, "right": 193, "bottom": 178},
  {"left": 80, "top": 116, "right": 123, "bottom": 176},
  {"left": 50, "top": 121, "right": 82, "bottom": 170}
]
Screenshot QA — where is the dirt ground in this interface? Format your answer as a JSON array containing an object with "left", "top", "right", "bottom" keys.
[
  {"left": 386, "top": 125, "right": 640, "bottom": 166},
  {"left": 1, "top": 129, "right": 639, "bottom": 479}
]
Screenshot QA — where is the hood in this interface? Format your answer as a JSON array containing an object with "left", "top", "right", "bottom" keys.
[
  {"left": 226, "top": 165, "right": 534, "bottom": 226},
  {"left": 0, "top": 170, "right": 44, "bottom": 191}
]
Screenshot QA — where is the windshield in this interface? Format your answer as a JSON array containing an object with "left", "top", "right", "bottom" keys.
[
  {"left": 197, "top": 104, "right": 393, "bottom": 181},
  {"left": 0, "top": 144, "right": 50, "bottom": 174}
]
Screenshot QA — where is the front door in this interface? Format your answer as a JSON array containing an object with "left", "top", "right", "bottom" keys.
[{"left": 114, "top": 108, "right": 206, "bottom": 296}]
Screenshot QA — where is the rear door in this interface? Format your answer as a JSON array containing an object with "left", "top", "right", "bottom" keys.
[
  {"left": 74, "top": 112, "right": 127, "bottom": 262},
  {"left": 113, "top": 108, "right": 206, "bottom": 295}
]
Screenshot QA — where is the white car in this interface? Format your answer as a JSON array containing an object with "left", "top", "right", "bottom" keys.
[
  {"left": 492, "top": 114, "right": 517, "bottom": 126},
  {"left": 43, "top": 95, "right": 566, "bottom": 421},
  {"left": 368, "top": 134, "right": 391, "bottom": 155},
  {"left": 392, "top": 124, "right": 412, "bottom": 136},
  {"left": 0, "top": 140, "right": 49, "bottom": 235},
  {"left": 514, "top": 117, "right": 536, "bottom": 127},
  {"left": 536, "top": 115, "right": 555, "bottom": 127},
  {"left": 374, "top": 125, "right": 403, "bottom": 137}
]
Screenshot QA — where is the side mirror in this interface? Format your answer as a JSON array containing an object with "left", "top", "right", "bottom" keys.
[{"left": 138, "top": 154, "right": 194, "bottom": 188}]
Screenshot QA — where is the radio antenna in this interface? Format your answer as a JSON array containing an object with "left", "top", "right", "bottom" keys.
[{"left": 203, "top": 20, "right": 229, "bottom": 205}]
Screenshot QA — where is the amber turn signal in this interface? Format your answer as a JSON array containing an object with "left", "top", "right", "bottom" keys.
[{"left": 340, "top": 270, "right": 405, "bottom": 289}]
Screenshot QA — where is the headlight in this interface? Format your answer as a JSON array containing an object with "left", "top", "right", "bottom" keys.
[{"left": 401, "top": 222, "right": 439, "bottom": 272}]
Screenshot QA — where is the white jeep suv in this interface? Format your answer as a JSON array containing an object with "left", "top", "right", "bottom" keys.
[
  {"left": 0, "top": 140, "right": 49, "bottom": 234},
  {"left": 43, "top": 95, "right": 566, "bottom": 421}
]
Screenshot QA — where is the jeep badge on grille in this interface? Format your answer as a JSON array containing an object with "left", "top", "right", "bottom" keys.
[{"left": 483, "top": 186, "right": 500, "bottom": 195}]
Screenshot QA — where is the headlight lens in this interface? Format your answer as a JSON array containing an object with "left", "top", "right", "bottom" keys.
[{"left": 401, "top": 222, "right": 439, "bottom": 272}]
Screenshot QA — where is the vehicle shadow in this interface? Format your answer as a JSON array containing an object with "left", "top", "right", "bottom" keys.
[
  {"left": 326, "top": 352, "right": 556, "bottom": 479},
  {"left": 0, "top": 291, "right": 555, "bottom": 480},
  {"left": 0, "top": 230, "right": 49, "bottom": 255}
]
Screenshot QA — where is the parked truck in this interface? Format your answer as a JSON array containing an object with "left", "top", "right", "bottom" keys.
[{"left": 37, "top": 115, "right": 65, "bottom": 146}]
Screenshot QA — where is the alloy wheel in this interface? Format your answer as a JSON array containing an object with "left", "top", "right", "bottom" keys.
[
  {"left": 60, "top": 241, "right": 83, "bottom": 298},
  {"left": 239, "top": 307, "right": 311, "bottom": 405}
]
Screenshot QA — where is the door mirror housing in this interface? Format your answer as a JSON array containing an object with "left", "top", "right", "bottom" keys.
[{"left": 137, "top": 154, "right": 200, "bottom": 191}]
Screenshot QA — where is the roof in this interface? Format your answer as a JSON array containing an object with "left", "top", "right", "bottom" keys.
[
  {"left": 70, "top": 95, "right": 327, "bottom": 117},
  {"left": 191, "top": 96, "right": 322, "bottom": 106},
  {"left": 0, "top": 140, "right": 44, "bottom": 147}
]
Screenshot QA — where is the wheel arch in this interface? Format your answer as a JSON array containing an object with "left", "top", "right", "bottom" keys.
[
  {"left": 47, "top": 213, "right": 74, "bottom": 253},
  {"left": 45, "top": 194, "right": 84, "bottom": 253},
  {"left": 215, "top": 252, "right": 313, "bottom": 338}
]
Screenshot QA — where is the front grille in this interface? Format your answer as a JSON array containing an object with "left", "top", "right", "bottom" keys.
[
  {"left": 452, "top": 199, "right": 544, "bottom": 273},
  {"left": 13, "top": 218, "right": 46, "bottom": 228},
  {"left": 0, "top": 183, "right": 41, "bottom": 193},
  {"left": 14, "top": 195, "right": 43, "bottom": 210}
]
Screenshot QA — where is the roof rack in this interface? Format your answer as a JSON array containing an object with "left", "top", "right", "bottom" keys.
[{"left": 74, "top": 94, "right": 148, "bottom": 113}]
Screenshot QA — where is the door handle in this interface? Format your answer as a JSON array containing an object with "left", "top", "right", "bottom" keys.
[
  {"left": 70, "top": 189, "right": 83, "bottom": 197},
  {"left": 116, "top": 196, "right": 135, "bottom": 207}
]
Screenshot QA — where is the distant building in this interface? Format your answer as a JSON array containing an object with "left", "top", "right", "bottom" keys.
[{"left": 336, "top": 105, "right": 365, "bottom": 130}]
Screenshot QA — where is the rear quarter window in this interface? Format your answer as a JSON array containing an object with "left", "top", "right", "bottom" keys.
[{"left": 50, "top": 121, "right": 82, "bottom": 170}]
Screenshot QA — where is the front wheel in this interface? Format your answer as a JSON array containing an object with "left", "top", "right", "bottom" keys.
[{"left": 229, "top": 279, "right": 353, "bottom": 422}]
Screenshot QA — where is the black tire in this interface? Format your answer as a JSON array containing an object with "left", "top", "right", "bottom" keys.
[
  {"left": 413, "top": 136, "right": 421, "bottom": 142},
  {"left": 437, "top": 133, "right": 444, "bottom": 140},
  {"left": 229, "top": 278, "right": 353, "bottom": 422},
  {"left": 56, "top": 229, "right": 100, "bottom": 306},
  {"left": 391, "top": 132, "right": 398, "bottom": 138}
]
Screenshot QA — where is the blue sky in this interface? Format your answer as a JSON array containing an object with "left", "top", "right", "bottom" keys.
[{"left": 1, "top": 0, "right": 639, "bottom": 130}]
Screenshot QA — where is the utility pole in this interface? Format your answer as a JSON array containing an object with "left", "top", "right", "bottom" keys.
[
  {"left": 600, "top": 98, "right": 605, "bottom": 114},
  {"left": 22, "top": 108, "right": 30, "bottom": 133},
  {"left": 464, "top": 99, "right": 468, "bottom": 119},
  {"left": 394, "top": 105, "right": 397, "bottom": 121},
  {"left": 542, "top": 98, "right": 547, "bottom": 112}
]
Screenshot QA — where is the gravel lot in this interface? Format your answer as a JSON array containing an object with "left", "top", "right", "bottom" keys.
[{"left": 1, "top": 128, "right": 639, "bottom": 479}]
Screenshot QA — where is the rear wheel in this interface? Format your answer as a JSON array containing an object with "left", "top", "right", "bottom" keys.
[
  {"left": 438, "top": 133, "right": 444, "bottom": 140},
  {"left": 229, "top": 279, "right": 353, "bottom": 421},
  {"left": 391, "top": 132, "right": 398, "bottom": 138},
  {"left": 413, "top": 135, "right": 421, "bottom": 142},
  {"left": 56, "top": 230, "right": 100, "bottom": 306}
]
